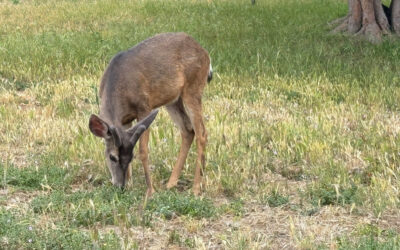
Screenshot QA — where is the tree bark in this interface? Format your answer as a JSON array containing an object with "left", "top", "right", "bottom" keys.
[
  {"left": 359, "top": 0, "right": 382, "bottom": 43},
  {"left": 349, "top": 0, "right": 363, "bottom": 33},
  {"left": 392, "top": 0, "right": 400, "bottom": 35},
  {"left": 330, "top": 0, "right": 397, "bottom": 43},
  {"left": 373, "top": 0, "right": 390, "bottom": 33}
]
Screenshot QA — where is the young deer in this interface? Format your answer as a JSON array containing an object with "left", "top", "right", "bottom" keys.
[{"left": 89, "top": 32, "right": 212, "bottom": 196}]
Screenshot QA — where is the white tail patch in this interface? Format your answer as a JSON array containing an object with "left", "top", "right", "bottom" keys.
[{"left": 207, "top": 60, "right": 213, "bottom": 82}]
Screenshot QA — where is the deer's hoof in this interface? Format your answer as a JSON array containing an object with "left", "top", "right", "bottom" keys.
[
  {"left": 192, "top": 186, "right": 201, "bottom": 196},
  {"left": 166, "top": 179, "right": 178, "bottom": 189},
  {"left": 146, "top": 188, "right": 155, "bottom": 198}
]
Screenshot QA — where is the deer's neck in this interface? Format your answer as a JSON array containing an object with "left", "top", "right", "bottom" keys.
[
  {"left": 99, "top": 93, "right": 137, "bottom": 128},
  {"left": 99, "top": 95, "right": 122, "bottom": 127}
]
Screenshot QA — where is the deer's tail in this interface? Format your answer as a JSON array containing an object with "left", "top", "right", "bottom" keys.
[{"left": 207, "top": 60, "right": 213, "bottom": 83}]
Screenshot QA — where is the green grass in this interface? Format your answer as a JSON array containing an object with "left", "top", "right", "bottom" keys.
[
  {"left": 262, "top": 189, "right": 290, "bottom": 207},
  {"left": 0, "top": 161, "right": 78, "bottom": 190},
  {"left": 337, "top": 224, "right": 400, "bottom": 250},
  {"left": 146, "top": 190, "right": 216, "bottom": 220},
  {"left": 31, "top": 187, "right": 144, "bottom": 227},
  {"left": 1, "top": 0, "right": 400, "bottom": 248},
  {"left": 0, "top": 208, "right": 122, "bottom": 249}
]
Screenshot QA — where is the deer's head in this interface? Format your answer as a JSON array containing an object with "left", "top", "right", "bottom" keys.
[{"left": 88, "top": 110, "right": 159, "bottom": 188}]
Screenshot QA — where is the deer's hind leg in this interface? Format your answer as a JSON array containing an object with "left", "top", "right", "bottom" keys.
[
  {"left": 166, "top": 97, "right": 195, "bottom": 189},
  {"left": 181, "top": 87, "right": 207, "bottom": 195}
]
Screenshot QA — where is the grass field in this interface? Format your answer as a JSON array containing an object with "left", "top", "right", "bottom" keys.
[{"left": 1, "top": 0, "right": 400, "bottom": 248}]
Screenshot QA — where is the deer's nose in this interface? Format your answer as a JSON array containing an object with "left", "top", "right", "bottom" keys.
[{"left": 111, "top": 179, "right": 124, "bottom": 188}]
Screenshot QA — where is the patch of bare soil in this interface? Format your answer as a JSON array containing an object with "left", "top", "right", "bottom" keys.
[{"left": 0, "top": 188, "right": 44, "bottom": 211}]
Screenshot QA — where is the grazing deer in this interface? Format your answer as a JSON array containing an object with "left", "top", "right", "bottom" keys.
[{"left": 89, "top": 32, "right": 212, "bottom": 196}]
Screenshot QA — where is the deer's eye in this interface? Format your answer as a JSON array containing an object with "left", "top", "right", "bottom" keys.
[{"left": 109, "top": 154, "right": 118, "bottom": 163}]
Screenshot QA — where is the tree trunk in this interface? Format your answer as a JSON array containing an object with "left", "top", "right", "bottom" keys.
[
  {"left": 373, "top": 0, "right": 390, "bottom": 33},
  {"left": 359, "top": 0, "right": 382, "bottom": 43},
  {"left": 392, "top": 0, "right": 400, "bottom": 35},
  {"left": 330, "top": 0, "right": 398, "bottom": 43},
  {"left": 349, "top": 0, "right": 362, "bottom": 33}
]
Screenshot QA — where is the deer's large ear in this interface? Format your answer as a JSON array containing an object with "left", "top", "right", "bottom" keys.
[
  {"left": 89, "top": 114, "right": 111, "bottom": 139},
  {"left": 127, "top": 109, "right": 159, "bottom": 146},
  {"left": 129, "top": 125, "right": 147, "bottom": 147},
  {"left": 89, "top": 115, "right": 122, "bottom": 147}
]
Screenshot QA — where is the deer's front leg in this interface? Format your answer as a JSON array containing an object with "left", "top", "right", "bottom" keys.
[{"left": 139, "top": 128, "right": 155, "bottom": 197}]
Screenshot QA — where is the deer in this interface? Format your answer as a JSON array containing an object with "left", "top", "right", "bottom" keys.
[{"left": 89, "top": 32, "right": 212, "bottom": 197}]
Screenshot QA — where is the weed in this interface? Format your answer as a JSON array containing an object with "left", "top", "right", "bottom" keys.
[
  {"left": 146, "top": 191, "right": 216, "bottom": 219},
  {"left": 0, "top": 208, "right": 121, "bottom": 249},
  {"left": 306, "top": 182, "right": 360, "bottom": 207},
  {"left": 184, "top": 238, "right": 196, "bottom": 248},
  {"left": 219, "top": 198, "right": 245, "bottom": 216},
  {"left": 337, "top": 224, "right": 400, "bottom": 250},
  {"left": 0, "top": 162, "right": 75, "bottom": 191},
  {"left": 261, "top": 190, "right": 290, "bottom": 208},
  {"left": 168, "top": 230, "right": 181, "bottom": 245},
  {"left": 31, "top": 186, "right": 143, "bottom": 227}
]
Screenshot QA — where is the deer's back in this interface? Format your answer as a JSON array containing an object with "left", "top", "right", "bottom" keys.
[
  {"left": 99, "top": 32, "right": 210, "bottom": 123},
  {"left": 100, "top": 33, "right": 210, "bottom": 124}
]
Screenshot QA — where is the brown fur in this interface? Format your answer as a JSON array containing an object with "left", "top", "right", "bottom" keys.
[{"left": 93, "top": 32, "right": 211, "bottom": 196}]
